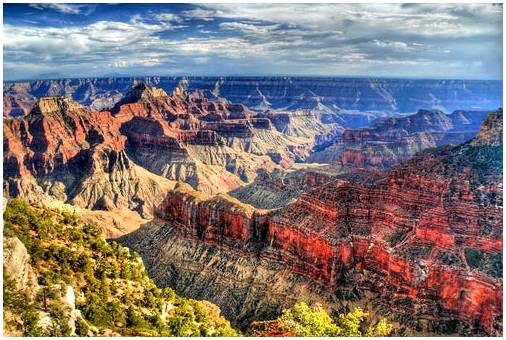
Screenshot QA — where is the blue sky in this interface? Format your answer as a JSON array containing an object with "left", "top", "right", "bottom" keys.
[{"left": 3, "top": 3, "right": 503, "bottom": 80}]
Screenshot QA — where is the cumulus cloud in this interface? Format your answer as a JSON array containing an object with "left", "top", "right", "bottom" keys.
[{"left": 3, "top": 3, "right": 503, "bottom": 80}]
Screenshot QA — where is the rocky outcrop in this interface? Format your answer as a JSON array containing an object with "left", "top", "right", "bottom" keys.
[
  {"left": 119, "top": 111, "right": 502, "bottom": 336},
  {"left": 471, "top": 108, "right": 503, "bottom": 146},
  {"left": 3, "top": 94, "right": 35, "bottom": 117},
  {"left": 3, "top": 84, "right": 342, "bottom": 232},
  {"left": 3, "top": 236, "right": 40, "bottom": 299},
  {"left": 228, "top": 166, "right": 339, "bottom": 209},
  {"left": 4, "top": 77, "right": 502, "bottom": 116},
  {"left": 111, "top": 84, "right": 339, "bottom": 193},
  {"left": 307, "top": 109, "right": 490, "bottom": 167},
  {"left": 3, "top": 95, "right": 176, "bottom": 221}
]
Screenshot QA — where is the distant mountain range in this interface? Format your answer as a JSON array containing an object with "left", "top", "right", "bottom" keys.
[{"left": 3, "top": 76, "right": 502, "bottom": 117}]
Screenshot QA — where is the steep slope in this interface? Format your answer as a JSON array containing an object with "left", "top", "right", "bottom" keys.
[
  {"left": 228, "top": 165, "right": 340, "bottom": 209},
  {"left": 3, "top": 96, "right": 176, "bottom": 224},
  {"left": 119, "top": 110, "right": 502, "bottom": 336},
  {"left": 111, "top": 83, "right": 339, "bottom": 194},
  {"left": 3, "top": 198, "right": 237, "bottom": 336},
  {"left": 4, "top": 76, "right": 502, "bottom": 116},
  {"left": 307, "top": 109, "right": 490, "bottom": 167},
  {"left": 3, "top": 94, "right": 35, "bottom": 117},
  {"left": 3, "top": 84, "right": 341, "bottom": 233}
]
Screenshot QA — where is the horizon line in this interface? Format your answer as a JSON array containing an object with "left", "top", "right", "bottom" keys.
[{"left": 4, "top": 74, "right": 504, "bottom": 83}]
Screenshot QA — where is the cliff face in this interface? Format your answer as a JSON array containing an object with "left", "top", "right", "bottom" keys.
[
  {"left": 3, "top": 84, "right": 341, "bottom": 231},
  {"left": 119, "top": 111, "right": 502, "bottom": 336},
  {"left": 471, "top": 109, "right": 503, "bottom": 146},
  {"left": 109, "top": 84, "right": 339, "bottom": 194},
  {"left": 307, "top": 109, "right": 490, "bottom": 167},
  {"left": 4, "top": 76, "right": 502, "bottom": 117},
  {"left": 228, "top": 165, "right": 340, "bottom": 209},
  {"left": 3, "top": 236, "right": 40, "bottom": 300},
  {"left": 3, "top": 95, "right": 177, "bottom": 223}
]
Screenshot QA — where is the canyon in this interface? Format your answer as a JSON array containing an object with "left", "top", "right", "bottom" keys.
[
  {"left": 307, "top": 109, "right": 490, "bottom": 167},
  {"left": 3, "top": 77, "right": 503, "bottom": 336},
  {"left": 4, "top": 76, "right": 502, "bottom": 117},
  {"left": 3, "top": 82, "right": 340, "bottom": 234},
  {"left": 119, "top": 110, "right": 503, "bottom": 336}
]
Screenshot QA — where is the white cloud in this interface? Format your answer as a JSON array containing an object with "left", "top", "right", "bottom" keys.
[
  {"left": 373, "top": 40, "right": 409, "bottom": 50},
  {"left": 155, "top": 13, "right": 182, "bottom": 23},
  {"left": 29, "top": 4, "right": 86, "bottom": 15},
  {"left": 204, "top": 3, "right": 501, "bottom": 37},
  {"left": 181, "top": 8, "right": 220, "bottom": 21},
  {"left": 108, "top": 58, "right": 161, "bottom": 68},
  {"left": 4, "top": 4, "right": 503, "bottom": 80},
  {"left": 219, "top": 22, "right": 280, "bottom": 35}
]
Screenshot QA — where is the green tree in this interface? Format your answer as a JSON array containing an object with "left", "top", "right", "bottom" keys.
[
  {"left": 248, "top": 302, "right": 394, "bottom": 337},
  {"left": 279, "top": 302, "right": 339, "bottom": 336}
]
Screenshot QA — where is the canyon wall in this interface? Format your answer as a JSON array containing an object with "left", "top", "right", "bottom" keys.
[
  {"left": 307, "top": 109, "right": 490, "bottom": 167},
  {"left": 119, "top": 111, "right": 503, "bottom": 336}
]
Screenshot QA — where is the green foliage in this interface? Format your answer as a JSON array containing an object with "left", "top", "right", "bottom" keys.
[
  {"left": 22, "top": 307, "right": 47, "bottom": 337},
  {"left": 279, "top": 302, "right": 339, "bottom": 336},
  {"left": 75, "top": 317, "right": 90, "bottom": 336},
  {"left": 248, "top": 302, "right": 393, "bottom": 337},
  {"left": 4, "top": 198, "right": 239, "bottom": 337},
  {"left": 3, "top": 271, "right": 30, "bottom": 310},
  {"left": 80, "top": 291, "right": 113, "bottom": 328},
  {"left": 47, "top": 300, "right": 72, "bottom": 336},
  {"left": 167, "top": 300, "right": 200, "bottom": 336}
]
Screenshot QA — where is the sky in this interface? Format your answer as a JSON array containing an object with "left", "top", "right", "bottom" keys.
[{"left": 3, "top": 3, "right": 504, "bottom": 80}]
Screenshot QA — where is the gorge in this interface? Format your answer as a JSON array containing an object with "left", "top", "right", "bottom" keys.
[{"left": 3, "top": 77, "right": 503, "bottom": 336}]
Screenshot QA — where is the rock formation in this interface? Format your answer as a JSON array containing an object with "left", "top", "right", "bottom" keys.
[
  {"left": 4, "top": 78, "right": 502, "bottom": 336},
  {"left": 3, "top": 236, "right": 40, "bottom": 299},
  {"left": 4, "top": 77, "right": 502, "bottom": 117},
  {"left": 3, "top": 84, "right": 341, "bottom": 233},
  {"left": 119, "top": 111, "right": 502, "bottom": 336},
  {"left": 109, "top": 83, "right": 339, "bottom": 194},
  {"left": 3, "top": 95, "right": 176, "bottom": 223},
  {"left": 307, "top": 109, "right": 490, "bottom": 167}
]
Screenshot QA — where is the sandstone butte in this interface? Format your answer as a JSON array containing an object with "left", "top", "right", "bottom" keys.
[{"left": 148, "top": 110, "right": 503, "bottom": 336}]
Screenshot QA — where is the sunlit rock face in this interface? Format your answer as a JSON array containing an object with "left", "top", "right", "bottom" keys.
[
  {"left": 3, "top": 84, "right": 339, "bottom": 225},
  {"left": 3, "top": 76, "right": 502, "bottom": 336},
  {"left": 3, "top": 94, "right": 176, "bottom": 221},
  {"left": 119, "top": 111, "right": 502, "bottom": 336},
  {"left": 307, "top": 109, "right": 491, "bottom": 167},
  {"left": 3, "top": 76, "right": 502, "bottom": 117}
]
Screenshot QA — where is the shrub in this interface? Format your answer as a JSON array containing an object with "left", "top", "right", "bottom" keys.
[{"left": 75, "top": 317, "right": 90, "bottom": 336}]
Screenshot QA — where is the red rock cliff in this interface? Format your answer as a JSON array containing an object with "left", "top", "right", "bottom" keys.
[{"left": 155, "top": 111, "right": 503, "bottom": 335}]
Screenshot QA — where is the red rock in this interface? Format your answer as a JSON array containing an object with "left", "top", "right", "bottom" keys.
[{"left": 153, "top": 111, "right": 503, "bottom": 335}]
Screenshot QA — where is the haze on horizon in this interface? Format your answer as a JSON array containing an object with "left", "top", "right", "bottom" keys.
[{"left": 3, "top": 3, "right": 503, "bottom": 81}]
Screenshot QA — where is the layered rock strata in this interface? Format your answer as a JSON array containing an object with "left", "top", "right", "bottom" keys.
[
  {"left": 120, "top": 111, "right": 503, "bottom": 336},
  {"left": 4, "top": 77, "right": 502, "bottom": 116},
  {"left": 308, "top": 109, "right": 490, "bottom": 167}
]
